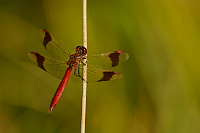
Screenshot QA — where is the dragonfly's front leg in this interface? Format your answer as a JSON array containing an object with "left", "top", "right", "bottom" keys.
[
  {"left": 81, "top": 56, "right": 87, "bottom": 65},
  {"left": 74, "top": 66, "right": 88, "bottom": 83},
  {"left": 81, "top": 61, "right": 87, "bottom": 66}
]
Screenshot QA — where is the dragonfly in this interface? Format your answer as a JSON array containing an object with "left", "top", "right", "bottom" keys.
[{"left": 28, "top": 29, "right": 129, "bottom": 113}]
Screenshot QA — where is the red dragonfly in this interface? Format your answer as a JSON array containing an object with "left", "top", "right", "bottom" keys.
[{"left": 28, "top": 29, "right": 129, "bottom": 113}]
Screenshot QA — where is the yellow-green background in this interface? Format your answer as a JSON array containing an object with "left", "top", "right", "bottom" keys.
[{"left": 1, "top": 0, "right": 200, "bottom": 133}]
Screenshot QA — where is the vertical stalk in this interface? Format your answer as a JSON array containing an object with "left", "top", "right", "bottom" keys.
[{"left": 81, "top": 0, "right": 87, "bottom": 133}]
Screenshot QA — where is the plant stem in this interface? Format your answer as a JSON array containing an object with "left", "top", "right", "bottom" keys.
[{"left": 81, "top": 0, "right": 87, "bottom": 133}]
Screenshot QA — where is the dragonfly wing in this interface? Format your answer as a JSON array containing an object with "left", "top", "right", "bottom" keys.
[
  {"left": 87, "top": 51, "right": 129, "bottom": 69},
  {"left": 70, "top": 66, "right": 124, "bottom": 83},
  {"left": 40, "top": 29, "right": 70, "bottom": 60},
  {"left": 87, "top": 69, "right": 124, "bottom": 82},
  {"left": 28, "top": 52, "right": 67, "bottom": 80}
]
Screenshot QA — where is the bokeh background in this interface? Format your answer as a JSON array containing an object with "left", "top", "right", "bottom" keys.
[{"left": 1, "top": 0, "right": 200, "bottom": 133}]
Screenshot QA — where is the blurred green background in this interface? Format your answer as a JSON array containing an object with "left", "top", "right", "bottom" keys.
[{"left": 1, "top": 0, "right": 200, "bottom": 133}]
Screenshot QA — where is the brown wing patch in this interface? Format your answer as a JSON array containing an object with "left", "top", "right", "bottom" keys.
[
  {"left": 98, "top": 71, "right": 116, "bottom": 81},
  {"left": 109, "top": 51, "right": 122, "bottom": 67},
  {"left": 30, "top": 52, "right": 46, "bottom": 71},
  {"left": 42, "top": 29, "right": 52, "bottom": 48}
]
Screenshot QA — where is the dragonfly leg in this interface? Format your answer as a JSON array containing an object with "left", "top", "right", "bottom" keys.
[
  {"left": 81, "top": 61, "right": 87, "bottom": 66},
  {"left": 81, "top": 58, "right": 87, "bottom": 65},
  {"left": 74, "top": 67, "right": 88, "bottom": 83}
]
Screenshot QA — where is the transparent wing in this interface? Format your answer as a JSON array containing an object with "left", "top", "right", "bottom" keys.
[
  {"left": 87, "top": 51, "right": 129, "bottom": 69},
  {"left": 40, "top": 29, "right": 70, "bottom": 61},
  {"left": 28, "top": 52, "right": 67, "bottom": 80},
  {"left": 28, "top": 52, "right": 125, "bottom": 83},
  {"left": 70, "top": 66, "right": 124, "bottom": 83}
]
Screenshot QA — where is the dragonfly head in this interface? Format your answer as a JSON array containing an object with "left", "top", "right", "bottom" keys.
[{"left": 76, "top": 46, "right": 87, "bottom": 56}]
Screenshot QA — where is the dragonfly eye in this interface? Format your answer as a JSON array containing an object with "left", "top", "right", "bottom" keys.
[
  {"left": 76, "top": 46, "right": 81, "bottom": 50},
  {"left": 82, "top": 47, "right": 87, "bottom": 56},
  {"left": 76, "top": 46, "right": 87, "bottom": 55}
]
